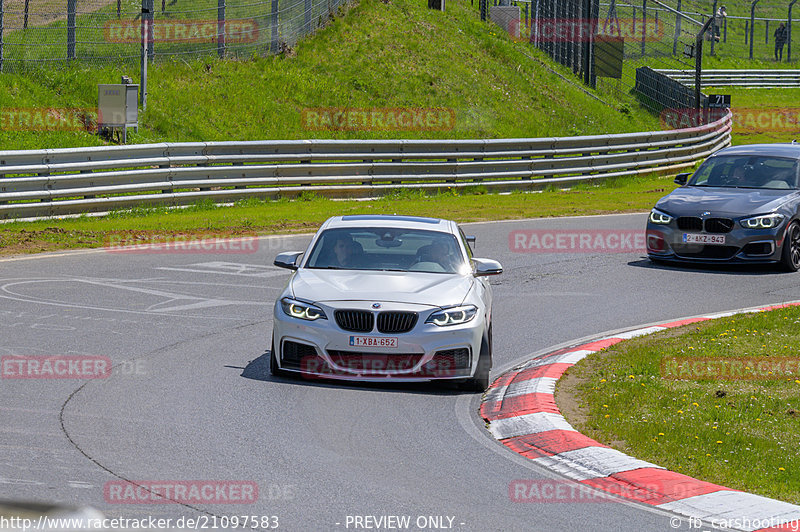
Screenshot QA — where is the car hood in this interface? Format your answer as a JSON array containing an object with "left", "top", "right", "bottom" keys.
[
  {"left": 656, "top": 187, "right": 798, "bottom": 217},
  {"left": 290, "top": 269, "right": 473, "bottom": 307}
]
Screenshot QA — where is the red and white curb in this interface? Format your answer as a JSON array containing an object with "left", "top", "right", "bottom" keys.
[{"left": 481, "top": 302, "right": 800, "bottom": 532}]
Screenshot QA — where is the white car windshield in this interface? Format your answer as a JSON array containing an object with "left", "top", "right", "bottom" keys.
[
  {"left": 689, "top": 155, "right": 799, "bottom": 189},
  {"left": 305, "top": 228, "right": 465, "bottom": 273}
]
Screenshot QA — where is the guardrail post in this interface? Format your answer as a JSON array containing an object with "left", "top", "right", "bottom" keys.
[
  {"left": 750, "top": 0, "right": 760, "bottom": 59},
  {"left": 217, "top": 0, "right": 226, "bottom": 58},
  {"left": 790, "top": 0, "right": 798, "bottom": 62},
  {"left": 271, "top": 0, "right": 279, "bottom": 53},
  {"left": 673, "top": 0, "right": 682, "bottom": 55},
  {"left": 67, "top": 0, "right": 76, "bottom": 60}
]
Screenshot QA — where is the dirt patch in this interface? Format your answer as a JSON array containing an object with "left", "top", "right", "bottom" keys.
[{"left": 3, "top": 0, "right": 121, "bottom": 30}]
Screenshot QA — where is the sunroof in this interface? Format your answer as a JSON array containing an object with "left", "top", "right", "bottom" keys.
[{"left": 341, "top": 215, "right": 441, "bottom": 224}]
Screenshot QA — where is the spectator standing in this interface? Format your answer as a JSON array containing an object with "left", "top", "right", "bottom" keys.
[
  {"left": 713, "top": 6, "right": 727, "bottom": 42},
  {"left": 775, "top": 22, "right": 788, "bottom": 61}
]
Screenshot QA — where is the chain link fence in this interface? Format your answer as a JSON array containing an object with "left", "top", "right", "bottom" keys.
[
  {"left": 0, "top": 0, "right": 346, "bottom": 71},
  {"left": 484, "top": 0, "right": 795, "bottom": 116}
]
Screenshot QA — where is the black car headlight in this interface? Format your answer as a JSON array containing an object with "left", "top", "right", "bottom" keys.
[
  {"left": 281, "top": 298, "right": 327, "bottom": 321},
  {"left": 740, "top": 214, "right": 784, "bottom": 229},
  {"left": 426, "top": 305, "right": 478, "bottom": 327},
  {"left": 649, "top": 209, "right": 672, "bottom": 225}
]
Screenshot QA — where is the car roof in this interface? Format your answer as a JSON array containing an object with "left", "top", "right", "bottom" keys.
[
  {"left": 712, "top": 143, "right": 800, "bottom": 159},
  {"left": 321, "top": 215, "right": 456, "bottom": 232}
]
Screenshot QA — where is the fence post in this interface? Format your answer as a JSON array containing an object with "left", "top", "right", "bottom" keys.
[
  {"left": 745, "top": 19, "right": 748, "bottom": 43},
  {"left": 24, "top": 0, "right": 29, "bottom": 28},
  {"left": 766, "top": 19, "right": 769, "bottom": 43},
  {"left": 141, "top": 4, "right": 149, "bottom": 110},
  {"left": 695, "top": 17, "right": 713, "bottom": 115},
  {"left": 217, "top": 0, "right": 226, "bottom": 58},
  {"left": 673, "top": 0, "right": 681, "bottom": 55},
  {"left": 67, "top": 0, "right": 76, "bottom": 60},
  {"left": 641, "top": 0, "right": 646, "bottom": 55},
  {"left": 271, "top": 0, "right": 279, "bottom": 53},
  {"left": 750, "top": 0, "right": 759, "bottom": 59},
  {"left": 117, "top": 0, "right": 121, "bottom": 18},
  {"left": 790, "top": 0, "right": 798, "bottom": 62},
  {"left": 723, "top": 13, "right": 727, "bottom": 41},
  {"left": 0, "top": 0, "right": 3, "bottom": 73},
  {"left": 710, "top": 0, "right": 717, "bottom": 55}
]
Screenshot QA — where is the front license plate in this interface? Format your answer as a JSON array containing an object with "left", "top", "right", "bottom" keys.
[
  {"left": 682, "top": 233, "right": 726, "bottom": 245},
  {"left": 349, "top": 336, "right": 398, "bottom": 348}
]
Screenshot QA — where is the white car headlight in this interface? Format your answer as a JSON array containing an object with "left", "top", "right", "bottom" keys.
[
  {"left": 426, "top": 305, "right": 478, "bottom": 327},
  {"left": 740, "top": 214, "right": 785, "bottom": 229},
  {"left": 649, "top": 209, "right": 673, "bottom": 225},
  {"left": 281, "top": 298, "right": 327, "bottom": 321}
]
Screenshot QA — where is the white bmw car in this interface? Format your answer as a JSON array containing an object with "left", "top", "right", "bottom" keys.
[{"left": 271, "top": 215, "right": 502, "bottom": 391}]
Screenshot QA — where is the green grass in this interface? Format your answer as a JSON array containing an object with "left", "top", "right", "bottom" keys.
[
  {"left": 0, "top": 0, "right": 661, "bottom": 150},
  {"left": 0, "top": 173, "right": 675, "bottom": 254},
  {"left": 558, "top": 306, "right": 800, "bottom": 504}
]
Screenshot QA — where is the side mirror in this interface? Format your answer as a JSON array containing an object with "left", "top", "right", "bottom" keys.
[
  {"left": 674, "top": 172, "right": 690, "bottom": 186},
  {"left": 472, "top": 258, "right": 503, "bottom": 276},
  {"left": 274, "top": 251, "right": 303, "bottom": 270}
]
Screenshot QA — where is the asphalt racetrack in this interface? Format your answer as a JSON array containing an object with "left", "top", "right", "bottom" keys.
[{"left": 2, "top": 213, "right": 798, "bottom": 531}]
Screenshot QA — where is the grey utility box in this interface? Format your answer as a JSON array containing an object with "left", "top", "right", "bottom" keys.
[{"left": 98, "top": 83, "right": 139, "bottom": 143}]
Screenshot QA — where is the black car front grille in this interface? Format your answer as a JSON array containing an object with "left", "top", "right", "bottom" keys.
[
  {"left": 377, "top": 312, "right": 418, "bottom": 334},
  {"left": 327, "top": 350, "right": 424, "bottom": 372},
  {"left": 334, "top": 310, "right": 374, "bottom": 332},
  {"left": 676, "top": 216, "right": 734, "bottom": 234},
  {"left": 705, "top": 218, "right": 735, "bottom": 234},
  {"left": 431, "top": 348, "right": 471, "bottom": 369},
  {"left": 677, "top": 217, "right": 703, "bottom": 231}
]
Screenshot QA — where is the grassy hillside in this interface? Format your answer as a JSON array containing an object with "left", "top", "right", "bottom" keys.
[{"left": 0, "top": 0, "right": 662, "bottom": 150}]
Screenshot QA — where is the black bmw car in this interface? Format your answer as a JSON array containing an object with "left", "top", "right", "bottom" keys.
[{"left": 646, "top": 143, "right": 800, "bottom": 271}]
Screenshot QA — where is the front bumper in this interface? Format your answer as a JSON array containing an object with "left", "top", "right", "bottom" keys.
[
  {"left": 646, "top": 223, "right": 785, "bottom": 264},
  {"left": 272, "top": 300, "right": 485, "bottom": 382}
]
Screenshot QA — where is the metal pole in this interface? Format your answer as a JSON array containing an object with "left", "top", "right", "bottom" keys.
[
  {"left": 723, "top": 13, "right": 727, "bottom": 41},
  {"left": 146, "top": 0, "right": 154, "bottom": 61},
  {"left": 141, "top": 5, "right": 149, "bottom": 110},
  {"left": 217, "top": 0, "right": 226, "bottom": 59},
  {"left": 750, "top": 0, "right": 760, "bottom": 59},
  {"left": 67, "top": 0, "right": 76, "bottom": 60},
  {"left": 23, "top": 0, "right": 29, "bottom": 29},
  {"left": 710, "top": 0, "right": 717, "bottom": 55},
  {"left": 766, "top": 19, "right": 769, "bottom": 43},
  {"left": 673, "top": 0, "right": 682, "bottom": 55},
  {"left": 641, "top": 0, "right": 647, "bottom": 56},
  {"left": 271, "top": 0, "right": 279, "bottom": 53},
  {"left": 0, "top": 0, "right": 4, "bottom": 73},
  {"left": 696, "top": 17, "right": 713, "bottom": 115},
  {"left": 790, "top": 0, "right": 798, "bottom": 62},
  {"left": 117, "top": 0, "right": 121, "bottom": 18},
  {"left": 745, "top": 19, "right": 748, "bottom": 44}
]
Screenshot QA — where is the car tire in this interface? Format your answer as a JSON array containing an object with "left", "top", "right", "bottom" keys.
[
  {"left": 462, "top": 327, "right": 492, "bottom": 393},
  {"left": 269, "top": 334, "right": 287, "bottom": 378},
  {"left": 780, "top": 222, "right": 800, "bottom": 272}
]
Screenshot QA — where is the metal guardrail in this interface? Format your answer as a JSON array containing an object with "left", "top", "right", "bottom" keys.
[
  {"left": 0, "top": 115, "right": 732, "bottom": 220},
  {"left": 657, "top": 69, "right": 800, "bottom": 87}
]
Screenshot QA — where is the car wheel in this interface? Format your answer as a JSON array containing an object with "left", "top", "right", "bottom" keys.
[
  {"left": 780, "top": 222, "right": 800, "bottom": 272},
  {"left": 462, "top": 328, "right": 492, "bottom": 393},
  {"left": 269, "top": 334, "right": 287, "bottom": 377}
]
